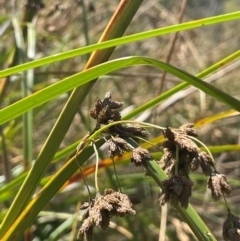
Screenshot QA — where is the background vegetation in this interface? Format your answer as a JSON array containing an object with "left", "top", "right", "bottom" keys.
[{"left": 1, "top": 0, "right": 240, "bottom": 240}]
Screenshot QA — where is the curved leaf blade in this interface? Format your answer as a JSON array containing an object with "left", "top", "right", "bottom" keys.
[
  {"left": 1, "top": 56, "right": 240, "bottom": 125},
  {"left": 0, "top": 11, "right": 239, "bottom": 77}
]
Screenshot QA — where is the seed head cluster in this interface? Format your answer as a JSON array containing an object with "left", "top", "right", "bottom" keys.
[
  {"left": 81, "top": 93, "right": 234, "bottom": 241},
  {"left": 78, "top": 189, "right": 137, "bottom": 241},
  {"left": 208, "top": 172, "right": 231, "bottom": 201},
  {"left": 79, "top": 92, "right": 152, "bottom": 240},
  {"left": 159, "top": 125, "right": 214, "bottom": 177},
  {"left": 89, "top": 92, "right": 148, "bottom": 139},
  {"left": 159, "top": 175, "right": 193, "bottom": 208},
  {"left": 108, "top": 137, "right": 133, "bottom": 157},
  {"left": 131, "top": 147, "right": 154, "bottom": 167},
  {"left": 89, "top": 92, "right": 150, "bottom": 161},
  {"left": 223, "top": 210, "right": 240, "bottom": 241},
  {"left": 159, "top": 124, "right": 231, "bottom": 208}
]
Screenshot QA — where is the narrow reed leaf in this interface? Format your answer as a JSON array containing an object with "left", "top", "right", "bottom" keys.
[
  {"left": 2, "top": 56, "right": 240, "bottom": 124},
  {"left": 0, "top": 11, "right": 239, "bottom": 77}
]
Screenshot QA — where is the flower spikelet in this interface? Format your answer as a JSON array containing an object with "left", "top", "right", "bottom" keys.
[
  {"left": 207, "top": 172, "right": 231, "bottom": 201},
  {"left": 108, "top": 137, "right": 133, "bottom": 157},
  {"left": 131, "top": 147, "right": 154, "bottom": 167},
  {"left": 120, "top": 124, "right": 149, "bottom": 138},
  {"left": 159, "top": 124, "right": 216, "bottom": 177},
  {"left": 78, "top": 189, "right": 137, "bottom": 240},
  {"left": 159, "top": 175, "right": 193, "bottom": 208},
  {"left": 223, "top": 210, "right": 240, "bottom": 241},
  {"left": 159, "top": 126, "right": 202, "bottom": 176},
  {"left": 179, "top": 123, "right": 198, "bottom": 137},
  {"left": 198, "top": 151, "right": 214, "bottom": 176},
  {"left": 89, "top": 92, "right": 149, "bottom": 139},
  {"left": 103, "top": 189, "right": 137, "bottom": 217},
  {"left": 89, "top": 92, "right": 123, "bottom": 126}
]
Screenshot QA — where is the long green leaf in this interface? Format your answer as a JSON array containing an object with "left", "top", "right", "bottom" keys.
[
  {"left": 0, "top": 1, "right": 143, "bottom": 238},
  {"left": 123, "top": 50, "right": 240, "bottom": 120},
  {"left": 0, "top": 140, "right": 105, "bottom": 241},
  {"left": 1, "top": 56, "right": 240, "bottom": 125},
  {"left": 0, "top": 11, "right": 239, "bottom": 77}
]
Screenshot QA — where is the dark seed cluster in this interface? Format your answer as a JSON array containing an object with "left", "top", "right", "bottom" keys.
[
  {"left": 159, "top": 175, "right": 193, "bottom": 208},
  {"left": 158, "top": 124, "right": 231, "bottom": 208},
  {"left": 83, "top": 93, "right": 234, "bottom": 241},
  {"left": 208, "top": 172, "right": 231, "bottom": 201},
  {"left": 89, "top": 92, "right": 123, "bottom": 125},
  {"left": 223, "top": 210, "right": 240, "bottom": 241},
  {"left": 90, "top": 92, "right": 152, "bottom": 167},
  {"left": 159, "top": 126, "right": 214, "bottom": 177},
  {"left": 78, "top": 93, "right": 152, "bottom": 240},
  {"left": 131, "top": 147, "right": 154, "bottom": 167},
  {"left": 108, "top": 137, "right": 133, "bottom": 157},
  {"left": 78, "top": 189, "right": 137, "bottom": 241},
  {"left": 89, "top": 92, "right": 148, "bottom": 139}
]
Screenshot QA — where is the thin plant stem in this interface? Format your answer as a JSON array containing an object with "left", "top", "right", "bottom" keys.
[
  {"left": 222, "top": 193, "right": 230, "bottom": 210},
  {"left": 93, "top": 143, "right": 100, "bottom": 192},
  {"left": 134, "top": 136, "right": 162, "bottom": 150},
  {"left": 103, "top": 136, "right": 123, "bottom": 192},
  {"left": 89, "top": 120, "right": 165, "bottom": 141},
  {"left": 69, "top": 201, "right": 82, "bottom": 241},
  {"left": 73, "top": 133, "right": 92, "bottom": 199},
  {"left": 159, "top": 203, "right": 168, "bottom": 241},
  {"left": 110, "top": 156, "right": 122, "bottom": 193},
  {"left": 157, "top": 0, "right": 187, "bottom": 94},
  {"left": 74, "top": 155, "right": 92, "bottom": 199}
]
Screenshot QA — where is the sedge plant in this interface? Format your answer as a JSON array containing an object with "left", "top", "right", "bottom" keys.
[{"left": 0, "top": 1, "right": 240, "bottom": 241}]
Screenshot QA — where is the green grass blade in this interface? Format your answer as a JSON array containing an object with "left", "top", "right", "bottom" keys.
[
  {"left": 0, "top": 11, "right": 239, "bottom": 77},
  {"left": 2, "top": 55, "right": 240, "bottom": 125},
  {"left": 123, "top": 50, "right": 240, "bottom": 119},
  {"left": 0, "top": 1, "right": 143, "bottom": 238},
  {"left": 0, "top": 140, "right": 104, "bottom": 241},
  {"left": 23, "top": 23, "right": 35, "bottom": 169},
  {"left": 12, "top": 17, "right": 32, "bottom": 171}
]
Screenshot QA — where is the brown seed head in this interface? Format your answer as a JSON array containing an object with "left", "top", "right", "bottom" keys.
[
  {"left": 179, "top": 123, "right": 198, "bottom": 137},
  {"left": 159, "top": 175, "right": 193, "bottom": 208},
  {"left": 122, "top": 124, "right": 149, "bottom": 138},
  {"left": 108, "top": 123, "right": 149, "bottom": 139},
  {"left": 101, "top": 92, "right": 124, "bottom": 109},
  {"left": 163, "top": 124, "right": 198, "bottom": 149},
  {"left": 190, "top": 156, "right": 200, "bottom": 172},
  {"left": 78, "top": 190, "right": 137, "bottom": 240},
  {"left": 131, "top": 147, "right": 154, "bottom": 167},
  {"left": 104, "top": 189, "right": 137, "bottom": 217},
  {"left": 198, "top": 151, "right": 214, "bottom": 176},
  {"left": 160, "top": 126, "right": 203, "bottom": 177},
  {"left": 159, "top": 148, "right": 201, "bottom": 177},
  {"left": 89, "top": 93, "right": 149, "bottom": 139},
  {"left": 89, "top": 98, "right": 102, "bottom": 119},
  {"left": 208, "top": 172, "right": 231, "bottom": 201},
  {"left": 89, "top": 92, "right": 123, "bottom": 127},
  {"left": 223, "top": 210, "right": 240, "bottom": 241},
  {"left": 159, "top": 151, "right": 175, "bottom": 176},
  {"left": 108, "top": 137, "right": 133, "bottom": 157},
  {"left": 162, "top": 127, "right": 175, "bottom": 150}
]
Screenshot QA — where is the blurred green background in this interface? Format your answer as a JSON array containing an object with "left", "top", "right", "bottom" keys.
[{"left": 1, "top": 0, "right": 240, "bottom": 240}]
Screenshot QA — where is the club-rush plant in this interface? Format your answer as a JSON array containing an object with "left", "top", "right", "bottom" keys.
[
  {"left": 1, "top": 1, "right": 240, "bottom": 241},
  {"left": 75, "top": 92, "right": 237, "bottom": 241}
]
